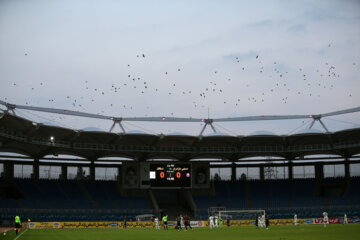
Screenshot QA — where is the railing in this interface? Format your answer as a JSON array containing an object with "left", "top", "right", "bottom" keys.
[
  {"left": 195, "top": 205, "right": 360, "bottom": 219},
  {"left": 197, "top": 205, "right": 360, "bottom": 212},
  {"left": 0, "top": 208, "right": 154, "bottom": 214},
  {"left": 0, "top": 208, "right": 156, "bottom": 222}
]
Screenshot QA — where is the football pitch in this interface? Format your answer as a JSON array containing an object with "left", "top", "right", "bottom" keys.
[{"left": 1, "top": 225, "right": 360, "bottom": 240}]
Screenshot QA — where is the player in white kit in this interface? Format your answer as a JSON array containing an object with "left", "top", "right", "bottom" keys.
[
  {"left": 258, "top": 215, "right": 263, "bottom": 228},
  {"left": 215, "top": 216, "right": 219, "bottom": 228},
  {"left": 154, "top": 217, "right": 160, "bottom": 230},
  {"left": 294, "top": 214, "right": 298, "bottom": 226},
  {"left": 323, "top": 212, "right": 329, "bottom": 227},
  {"left": 261, "top": 214, "right": 266, "bottom": 228},
  {"left": 343, "top": 214, "right": 348, "bottom": 224},
  {"left": 209, "top": 216, "right": 215, "bottom": 229}
]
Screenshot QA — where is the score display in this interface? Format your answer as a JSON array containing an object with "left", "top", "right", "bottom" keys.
[{"left": 149, "top": 163, "right": 191, "bottom": 188}]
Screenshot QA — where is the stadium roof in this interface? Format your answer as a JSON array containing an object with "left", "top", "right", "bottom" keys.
[{"left": 0, "top": 113, "right": 359, "bottom": 162}]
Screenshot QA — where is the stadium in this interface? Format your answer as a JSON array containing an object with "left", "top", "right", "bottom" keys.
[
  {"left": 1, "top": 1, "right": 360, "bottom": 239},
  {"left": 0, "top": 101, "right": 360, "bottom": 239}
]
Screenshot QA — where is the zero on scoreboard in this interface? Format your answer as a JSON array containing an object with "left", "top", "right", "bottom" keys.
[{"left": 149, "top": 163, "right": 191, "bottom": 187}]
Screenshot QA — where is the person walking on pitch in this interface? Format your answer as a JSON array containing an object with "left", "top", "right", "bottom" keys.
[
  {"left": 184, "top": 215, "right": 193, "bottom": 231},
  {"left": 155, "top": 217, "right": 160, "bottom": 230},
  {"left": 209, "top": 216, "right": 214, "bottom": 229},
  {"left": 176, "top": 215, "right": 182, "bottom": 230},
  {"left": 162, "top": 215, "right": 168, "bottom": 230},
  {"left": 15, "top": 215, "right": 21, "bottom": 236},
  {"left": 323, "top": 212, "right": 329, "bottom": 228}
]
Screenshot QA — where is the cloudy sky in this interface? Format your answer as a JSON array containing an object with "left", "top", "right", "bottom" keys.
[{"left": 0, "top": 0, "right": 359, "bottom": 135}]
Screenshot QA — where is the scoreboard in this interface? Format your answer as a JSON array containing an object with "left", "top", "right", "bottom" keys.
[{"left": 149, "top": 163, "right": 191, "bottom": 188}]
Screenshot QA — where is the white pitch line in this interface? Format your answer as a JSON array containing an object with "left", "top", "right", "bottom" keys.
[{"left": 14, "top": 229, "right": 28, "bottom": 240}]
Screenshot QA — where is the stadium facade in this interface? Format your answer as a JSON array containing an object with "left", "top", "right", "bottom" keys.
[{"left": 0, "top": 111, "right": 360, "bottom": 225}]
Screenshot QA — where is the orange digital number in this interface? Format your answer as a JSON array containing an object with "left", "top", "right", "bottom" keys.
[
  {"left": 160, "top": 172, "right": 165, "bottom": 178},
  {"left": 176, "top": 172, "right": 181, "bottom": 178}
]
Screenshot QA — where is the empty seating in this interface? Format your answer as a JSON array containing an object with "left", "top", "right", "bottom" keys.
[
  {"left": 194, "top": 177, "right": 360, "bottom": 219},
  {"left": 0, "top": 179, "right": 150, "bottom": 213}
]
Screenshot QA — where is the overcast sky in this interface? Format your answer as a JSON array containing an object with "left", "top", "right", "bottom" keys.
[{"left": 0, "top": 0, "right": 359, "bottom": 135}]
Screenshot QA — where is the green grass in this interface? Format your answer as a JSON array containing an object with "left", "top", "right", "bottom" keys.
[{"left": 1, "top": 225, "right": 360, "bottom": 240}]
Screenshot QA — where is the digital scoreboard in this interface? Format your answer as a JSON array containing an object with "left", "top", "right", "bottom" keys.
[{"left": 149, "top": 163, "right": 191, "bottom": 188}]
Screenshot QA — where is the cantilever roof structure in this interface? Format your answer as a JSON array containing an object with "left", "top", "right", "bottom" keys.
[
  {"left": 0, "top": 113, "right": 359, "bottom": 162},
  {"left": 1, "top": 100, "right": 360, "bottom": 123},
  {"left": 1, "top": 100, "right": 360, "bottom": 136}
]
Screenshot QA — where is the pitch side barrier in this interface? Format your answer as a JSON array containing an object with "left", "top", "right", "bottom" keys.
[
  {"left": 27, "top": 217, "right": 359, "bottom": 229},
  {"left": 27, "top": 221, "right": 205, "bottom": 229}
]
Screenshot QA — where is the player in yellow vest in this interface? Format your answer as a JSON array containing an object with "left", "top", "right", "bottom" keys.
[
  {"left": 15, "top": 215, "right": 21, "bottom": 235},
  {"left": 162, "top": 215, "right": 168, "bottom": 230}
]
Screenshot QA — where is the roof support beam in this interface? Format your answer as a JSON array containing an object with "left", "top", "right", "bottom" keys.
[
  {"left": 199, "top": 119, "right": 217, "bottom": 136},
  {"left": 308, "top": 115, "right": 330, "bottom": 133},
  {"left": 319, "top": 119, "right": 330, "bottom": 133},
  {"left": 109, "top": 118, "right": 126, "bottom": 133}
]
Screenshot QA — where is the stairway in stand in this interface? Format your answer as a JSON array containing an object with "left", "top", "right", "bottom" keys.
[{"left": 153, "top": 189, "right": 194, "bottom": 220}]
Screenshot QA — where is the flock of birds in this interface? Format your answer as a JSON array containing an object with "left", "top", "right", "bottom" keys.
[{"left": 4, "top": 44, "right": 358, "bottom": 125}]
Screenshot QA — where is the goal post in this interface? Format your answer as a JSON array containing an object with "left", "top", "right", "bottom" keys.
[
  {"left": 218, "top": 209, "right": 265, "bottom": 221},
  {"left": 208, "top": 206, "right": 226, "bottom": 218}
]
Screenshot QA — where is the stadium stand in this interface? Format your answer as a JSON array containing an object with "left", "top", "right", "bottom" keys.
[
  {"left": 0, "top": 112, "right": 359, "bottom": 224},
  {"left": 0, "top": 178, "right": 152, "bottom": 221},
  {"left": 1, "top": 176, "right": 359, "bottom": 222},
  {"left": 193, "top": 177, "right": 360, "bottom": 219}
]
